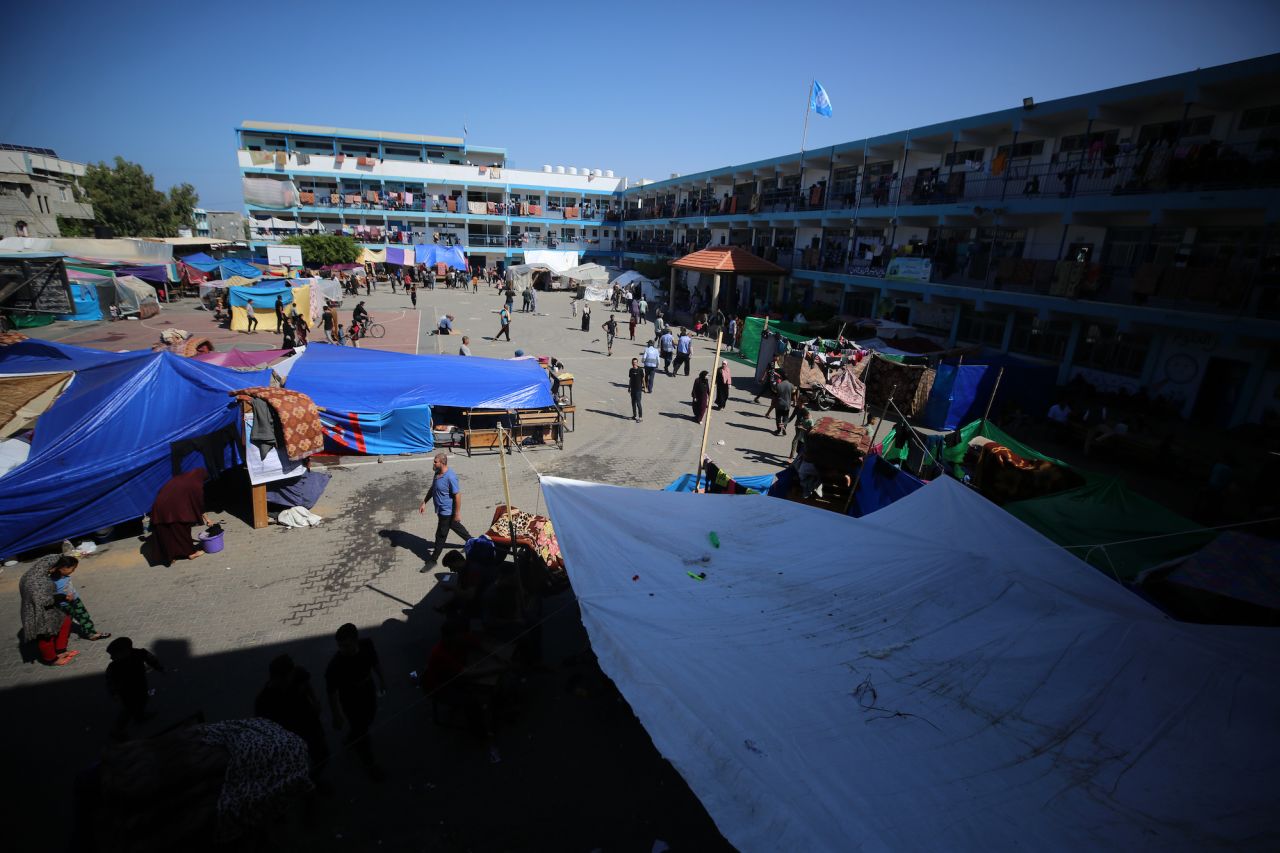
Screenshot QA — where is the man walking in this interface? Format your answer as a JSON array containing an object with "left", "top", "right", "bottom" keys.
[
  {"left": 627, "top": 358, "right": 645, "bottom": 422},
  {"left": 602, "top": 314, "right": 619, "bottom": 357},
  {"left": 659, "top": 328, "right": 675, "bottom": 375},
  {"left": 325, "top": 623, "right": 387, "bottom": 780},
  {"left": 673, "top": 328, "right": 693, "bottom": 376},
  {"left": 641, "top": 340, "right": 660, "bottom": 392},
  {"left": 773, "top": 375, "right": 795, "bottom": 435},
  {"left": 419, "top": 453, "right": 471, "bottom": 571},
  {"left": 245, "top": 299, "right": 258, "bottom": 334},
  {"left": 496, "top": 304, "right": 512, "bottom": 342}
]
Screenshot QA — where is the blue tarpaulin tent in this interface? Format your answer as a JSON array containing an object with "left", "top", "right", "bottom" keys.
[
  {"left": 922, "top": 363, "right": 988, "bottom": 430},
  {"left": 321, "top": 405, "right": 435, "bottom": 455},
  {"left": 286, "top": 344, "right": 553, "bottom": 411},
  {"left": 665, "top": 472, "right": 777, "bottom": 493},
  {"left": 54, "top": 283, "right": 103, "bottom": 322},
  {"left": 848, "top": 454, "right": 926, "bottom": 517},
  {"left": 0, "top": 341, "right": 268, "bottom": 555},
  {"left": 959, "top": 351, "right": 1059, "bottom": 419},
  {"left": 227, "top": 281, "right": 294, "bottom": 308},
  {"left": 0, "top": 339, "right": 137, "bottom": 373},
  {"left": 415, "top": 244, "right": 469, "bottom": 270},
  {"left": 180, "top": 252, "right": 219, "bottom": 271},
  {"left": 218, "top": 258, "right": 263, "bottom": 279}
]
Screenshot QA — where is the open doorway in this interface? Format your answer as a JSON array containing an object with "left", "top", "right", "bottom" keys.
[{"left": 1191, "top": 357, "right": 1250, "bottom": 425}]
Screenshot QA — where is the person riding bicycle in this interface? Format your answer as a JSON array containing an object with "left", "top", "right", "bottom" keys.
[{"left": 352, "top": 301, "right": 369, "bottom": 329}]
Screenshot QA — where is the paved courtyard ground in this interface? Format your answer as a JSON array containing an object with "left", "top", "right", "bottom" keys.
[{"left": 4, "top": 284, "right": 808, "bottom": 851}]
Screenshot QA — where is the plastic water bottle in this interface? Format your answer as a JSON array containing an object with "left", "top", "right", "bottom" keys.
[{"left": 142, "top": 515, "right": 151, "bottom": 537}]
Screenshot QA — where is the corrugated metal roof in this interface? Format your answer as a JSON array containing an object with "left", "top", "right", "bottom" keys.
[{"left": 240, "top": 121, "right": 469, "bottom": 148}]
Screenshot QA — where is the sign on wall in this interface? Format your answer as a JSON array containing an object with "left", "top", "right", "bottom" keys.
[{"left": 886, "top": 257, "right": 932, "bottom": 282}]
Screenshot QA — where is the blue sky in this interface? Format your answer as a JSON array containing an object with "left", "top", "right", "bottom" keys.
[{"left": 3, "top": 0, "right": 1277, "bottom": 211}]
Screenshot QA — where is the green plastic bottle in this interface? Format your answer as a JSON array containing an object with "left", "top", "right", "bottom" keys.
[{"left": 709, "top": 531, "right": 720, "bottom": 548}]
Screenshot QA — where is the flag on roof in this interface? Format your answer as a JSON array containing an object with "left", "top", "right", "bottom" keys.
[{"left": 810, "top": 80, "right": 833, "bottom": 117}]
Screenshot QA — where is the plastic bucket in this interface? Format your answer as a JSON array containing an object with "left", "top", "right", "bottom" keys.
[{"left": 198, "top": 531, "right": 225, "bottom": 553}]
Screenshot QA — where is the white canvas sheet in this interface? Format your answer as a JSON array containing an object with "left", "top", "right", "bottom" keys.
[
  {"left": 540, "top": 475, "right": 1280, "bottom": 852},
  {"left": 523, "top": 249, "right": 580, "bottom": 273},
  {"left": 113, "top": 275, "right": 159, "bottom": 316}
]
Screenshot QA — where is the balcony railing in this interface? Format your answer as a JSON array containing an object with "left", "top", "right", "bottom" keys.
[
  {"left": 622, "top": 140, "right": 1280, "bottom": 220},
  {"left": 285, "top": 194, "right": 619, "bottom": 220}
]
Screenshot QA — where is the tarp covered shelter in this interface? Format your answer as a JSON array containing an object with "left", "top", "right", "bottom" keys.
[
  {"left": 522, "top": 249, "right": 579, "bottom": 273},
  {"left": 740, "top": 316, "right": 810, "bottom": 365},
  {"left": 920, "top": 362, "right": 988, "bottom": 430},
  {"left": 54, "top": 282, "right": 102, "bottom": 322},
  {"left": 218, "top": 258, "right": 262, "bottom": 280},
  {"left": 283, "top": 344, "right": 554, "bottom": 453},
  {"left": 0, "top": 340, "right": 268, "bottom": 555},
  {"left": 1138, "top": 532, "right": 1280, "bottom": 625},
  {"left": 611, "top": 270, "right": 662, "bottom": 302},
  {"left": 227, "top": 281, "right": 312, "bottom": 332},
  {"left": 505, "top": 263, "right": 553, "bottom": 292},
  {"left": 881, "top": 419, "right": 1213, "bottom": 580},
  {"left": 192, "top": 347, "right": 294, "bottom": 370},
  {"left": 555, "top": 263, "right": 608, "bottom": 286},
  {"left": 113, "top": 275, "right": 161, "bottom": 318},
  {"left": 414, "top": 244, "right": 468, "bottom": 270},
  {"left": 540, "top": 474, "right": 1280, "bottom": 852}
]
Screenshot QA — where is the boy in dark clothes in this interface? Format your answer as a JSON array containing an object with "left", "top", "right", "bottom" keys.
[
  {"left": 325, "top": 623, "right": 386, "bottom": 779},
  {"left": 106, "top": 637, "right": 163, "bottom": 740}
]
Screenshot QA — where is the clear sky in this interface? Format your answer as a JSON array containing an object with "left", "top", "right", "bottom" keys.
[{"left": 3, "top": 0, "right": 1277, "bottom": 211}]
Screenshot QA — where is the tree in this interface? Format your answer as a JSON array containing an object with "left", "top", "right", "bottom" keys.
[
  {"left": 78, "top": 156, "right": 199, "bottom": 237},
  {"left": 282, "top": 234, "right": 361, "bottom": 267}
]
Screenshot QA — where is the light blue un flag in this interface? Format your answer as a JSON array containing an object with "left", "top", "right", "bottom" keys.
[{"left": 810, "top": 80, "right": 833, "bottom": 117}]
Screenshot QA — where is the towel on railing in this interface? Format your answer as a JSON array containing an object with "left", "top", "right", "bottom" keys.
[
  {"left": 564, "top": 207, "right": 579, "bottom": 219},
  {"left": 357, "top": 156, "right": 376, "bottom": 167},
  {"left": 249, "top": 150, "right": 272, "bottom": 165},
  {"left": 468, "top": 201, "right": 488, "bottom": 215},
  {"left": 273, "top": 151, "right": 286, "bottom": 167},
  {"left": 299, "top": 191, "right": 315, "bottom": 204},
  {"left": 403, "top": 191, "right": 413, "bottom": 205},
  {"left": 447, "top": 198, "right": 457, "bottom": 212},
  {"left": 334, "top": 153, "right": 345, "bottom": 165},
  {"left": 528, "top": 204, "right": 542, "bottom": 216},
  {"left": 329, "top": 193, "right": 340, "bottom": 204},
  {"left": 367, "top": 191, "right": 379, "bottom": 202},
  {"left": 486, "top": 202, "right": 497, "bottom": 215}
]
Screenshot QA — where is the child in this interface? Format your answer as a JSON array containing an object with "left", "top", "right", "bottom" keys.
[
  {"left": 53, "top": 557, "right": 110, "bottom": 642},
  {"left": 106, "top": 637, "right": 164, "bottom": 740},
  {"left": 326, "top": 623, "right": 386, "bottom": 779},
  {"left": 336, "top": 323, "right": 346, "bottom": 346}
]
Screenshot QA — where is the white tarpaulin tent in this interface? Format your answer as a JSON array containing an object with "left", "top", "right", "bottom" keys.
[
  {"left": 523, "top": 248, "right": 580, "bottom": 273},
  {"left": 610, "top": 270, "right": 662, "bottom": 302},
  {"left": 505, "top": 263, "right": 553, "bottom": 291},
  {"left": 540, "top": 475, "right": 1280, "bottom": 852},
  {"left": 113, "top": 275, "right": 160, "bottom": 318},
  {"left": 555, "top": 263, "right": 609, "bottom": 285}
]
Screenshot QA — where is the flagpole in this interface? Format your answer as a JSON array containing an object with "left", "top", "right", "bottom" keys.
[{"left": 801, "top": 78, "right": 812, "bottom": 155}]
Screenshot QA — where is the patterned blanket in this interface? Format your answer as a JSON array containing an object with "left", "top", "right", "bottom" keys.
[
  {"left": 486, "top": 505, "right": 567, "bottom": 584},
  {"left": 863, "top": 354, "right": 936, "bottom": 417},
  {"left": 0, "top": 332, "right": 29, "bottom": 346},
  {"left": 805, "top": 417, "right": 871, "bottom": 469},
  {"left": 238, "top": 386, "right": 324, "bottom": 459},
  {"left": 967, "top": 440, "right": 1083, "bottom": 504}
]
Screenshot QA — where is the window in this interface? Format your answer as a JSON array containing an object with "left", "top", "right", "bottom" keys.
[
  {"left": 1073, "top": 327, "right": 1150, "bottom": 377},
  {"left": 1240, "top": 105, "right": 1280, "bottom": 131},
  {"left": 1137, "top": 116, "right": 1214, "bottom": 146},
  {"left": 943, "top": 148, "right": 985, "bottom": 166},
  {"left": 294, "top": 139, "right": 333, "bottom": 154},
  {"left": 384, "top": 146, "right": 421, "bottom": 162},
  {"left": 995, "top": 140, "right": 1045, "bottom": 158},
  {"left": 956, "top": 307, "right": 1008, "bottom": 347},
  {"left": 1008, "top": 314, "right": 1070, "bottom": 360},
  {"left": 1058, "top": 129, "right": 1118, "bottom": 153},
  {"left": 561, "top": 228, "right": 577, "bottom": 241}
]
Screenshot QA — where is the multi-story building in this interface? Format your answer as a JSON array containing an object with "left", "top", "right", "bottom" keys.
[
  {"left": 618, "top": 53, "right": 1280, "bottom": 427},
  {"left": 0, "top": 144, "right": 94, "bottom": 238},
  {"left": 234, "top": 121, "right": 623, "bottom": 271}
]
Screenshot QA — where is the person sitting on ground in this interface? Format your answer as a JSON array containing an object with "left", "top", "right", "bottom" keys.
[{"left": 438, "top": 313, "right": 455, "bottom": 335}]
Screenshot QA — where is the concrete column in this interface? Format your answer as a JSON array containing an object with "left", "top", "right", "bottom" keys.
[
  {"left": 1000, "top": 311, "right": 1016, "bottom": 353},
  {"left": 711, "top": 273, "right": 721, "bottom": 311},
  {"left": 948, "top": 304, "right": 962, "bottom": 347},
  {"left": 669, "top": 268, "right": 677, "bottom": 309},
  {"left": 1058, "top": 320, "right": 1082, "bottom": 385}
]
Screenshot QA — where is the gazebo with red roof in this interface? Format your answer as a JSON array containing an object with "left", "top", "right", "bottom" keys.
[{"left": 667, "top": 247, "right": 785, "bottom": 316}]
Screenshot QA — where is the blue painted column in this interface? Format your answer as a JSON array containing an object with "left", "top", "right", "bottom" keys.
[
  {"left": 1000, "top": 311, "right": 1016, "bottom": 353},
  {"left": 1058, "top": 320, "right": 1082, "bottom": 385},
  {"left": 948, "top": 303, "right": 962, "bottom": 347}
]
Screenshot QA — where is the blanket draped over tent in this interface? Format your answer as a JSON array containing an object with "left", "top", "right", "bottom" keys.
[
  {"left": 540, "top": 475, "right": 1280, "bottom": 852},
  {"left": 0, "top": 341, "right": 269, "bottom": 555}
]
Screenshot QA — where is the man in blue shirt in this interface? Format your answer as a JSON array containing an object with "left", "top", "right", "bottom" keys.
[
  {"left": 437, "top": 313, "right": 454, "bottom": 335},
  {"left": 659, "top": 329, "right": 675, "bottom": 375},
  {"left": 673, "top": 328, "right": 693, "bottom": 376},
  {"left": 419, "top": 453, "right": 472, "bottom": 572},
  {"left": 641, "top": 339, "right": 660, "bottom": 392}
]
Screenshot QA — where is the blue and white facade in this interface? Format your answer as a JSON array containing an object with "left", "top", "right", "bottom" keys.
[
  {"left": 234, "top": 120, "right": 623, "bottom": 270},
  {"left": 619, "top": 54, "right": 1280, "bottom": 427}
]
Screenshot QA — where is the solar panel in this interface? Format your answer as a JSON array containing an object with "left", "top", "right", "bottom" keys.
[{"left": 0, "top": 143, "right": 59, "bottom": 157}]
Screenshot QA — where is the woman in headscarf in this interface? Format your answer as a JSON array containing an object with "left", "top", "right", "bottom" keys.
[
  {"left": 580, "top": 302, "right": 591, "bottom": 333},
  {"left": 691, "top": 370, "right": 711, "bottom": 424},
  {"left": 151, "top": 468, "right": 211, "bottom": 565},
  {"left": 714, "top": 359, "right": 732, "bottom": 410},
  {"left": 20, "top": 555, "right": 79, "bottom": 665}
]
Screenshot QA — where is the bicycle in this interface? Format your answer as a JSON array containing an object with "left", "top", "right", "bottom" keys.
[{"left": 351, "top": 318, "right": 386, "bottom": 340}]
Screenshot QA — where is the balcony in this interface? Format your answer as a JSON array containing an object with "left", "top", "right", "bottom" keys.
[
  {"left": 624, "top": 139, "right": 1280, "bottom": 221},
  {"left": 285, "top": 193, "right": 618, "bottom": 221}
]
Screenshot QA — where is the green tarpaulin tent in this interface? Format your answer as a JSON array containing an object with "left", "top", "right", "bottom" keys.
[
  {"left": 740, "top": 316, "right": 809, "bottom": 364},
  {"left": 879, "top": 418, "right": 1212, "bottom": 581}
]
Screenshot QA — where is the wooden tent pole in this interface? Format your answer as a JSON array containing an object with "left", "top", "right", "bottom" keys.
[
  {"left": 982, "top": 366, "right": 1005, "bottom": 426},
  {"left": 496, "top": 424, "right": 516, "bottom": 542},
  {"left": 238, "top": 399, "right": 268, "bottom": 529},
  {"left": 695, "top": 331, "right": 725, "bottom": 492}
]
